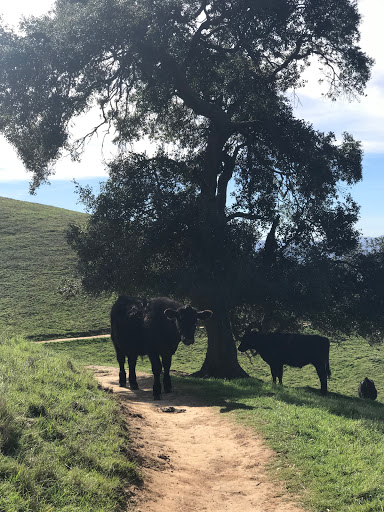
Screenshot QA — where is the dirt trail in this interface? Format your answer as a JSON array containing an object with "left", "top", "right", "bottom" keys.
[
  {"left": 36, "top": 335, "right": 110, "bottom": 343},
  {"left": 90, "top": 366, "right": 307, "bottom": 512}
]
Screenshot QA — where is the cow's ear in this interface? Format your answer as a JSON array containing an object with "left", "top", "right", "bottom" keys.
[
  {"left": 164, "top": 309, "right": 179, "bottom": 320},
  {"left": 197, "top": 310, "right": 213, "bottom": 320}
]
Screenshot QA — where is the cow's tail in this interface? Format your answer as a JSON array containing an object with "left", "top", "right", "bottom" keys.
[{"left": 326, "top": 360, "right": 331, "bottom": 379}]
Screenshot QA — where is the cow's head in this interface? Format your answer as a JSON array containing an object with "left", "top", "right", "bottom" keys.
[
  {"left": 164, "top": 305, "right": 212, "bottom": 345},
  {"left": 238, "top": 324, "right": 261, "bottom": 353}
]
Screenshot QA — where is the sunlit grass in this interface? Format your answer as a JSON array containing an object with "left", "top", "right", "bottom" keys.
[
  {"left": 46, "top": 331, "right": 384, "bottom": 511},
  {"left": 174, "top": 375, "right": 384, "bottom": 512},
  {"left": 0, "top": 197, "right": 112, "bottom": 340},
  {"left": 0, "top": 336, "right": 138, "bottom": 511}
]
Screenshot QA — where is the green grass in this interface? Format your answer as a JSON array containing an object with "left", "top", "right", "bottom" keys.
[
  {"left": 43, "top": 331, "right": 384, "bottom": 397},
  {"left": 177, "top": 376, "right": 384, "bottom": 512},
  {"left": 0, "top": 197, "right": 112, "bottom": 340},
  {"left": 0, "top": 335, "right": 138, "bottom": 511},
  {"left": 3, "top": 196, "right": 384, "bottom": 511},
  {"left": 45, "top": 332, "right": 384, "bottom": 512}
]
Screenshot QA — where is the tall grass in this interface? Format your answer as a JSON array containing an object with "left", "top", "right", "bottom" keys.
[{"left": 0, "top": 336, "right": 138, "bottom": 511}]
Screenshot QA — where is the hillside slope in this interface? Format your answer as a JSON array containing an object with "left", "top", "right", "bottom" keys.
[{"left": 0, "top": 197, "right": 112, "bottom": 340}]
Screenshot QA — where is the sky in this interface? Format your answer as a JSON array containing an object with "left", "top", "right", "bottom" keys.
[{"left": 0, "top": 0, "right": 384, "bottom": 236}]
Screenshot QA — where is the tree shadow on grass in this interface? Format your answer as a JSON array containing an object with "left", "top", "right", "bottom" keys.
[
  {"left": 175, "top": 375, "right": 384, "bottom": 424},
  {"left": 174, "top": 375, "right": 269, "bottom": 413},
  {"left": 280, "top": 385, "right": 384, "bottom": 423},
  {"left": 96, "top": 368, "right": 384, "bottom": 426},
  {"left": 216, "top": 401, "right": 256, "bottom": 413}
]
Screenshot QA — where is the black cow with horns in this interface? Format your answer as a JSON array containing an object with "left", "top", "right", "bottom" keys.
[
  {"left": 110, "top": 296, "right": 212, "bottom": 399},
  {"left": 238, "top": 325, "right": 331, "bottom": 395}
]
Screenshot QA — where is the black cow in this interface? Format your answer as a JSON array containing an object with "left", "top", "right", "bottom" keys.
[
  {"left": 358, "top": 377, "right": 377, "bottom": 400},
  {"left": 110, "top": 296, "right": 212, "bottom": 399},
  {"left": 238, "top": 328, "right": 331, "bottom": 395}
]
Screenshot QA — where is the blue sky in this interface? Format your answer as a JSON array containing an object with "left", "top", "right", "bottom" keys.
[{"left": 1, "top": 0, "right": 384, "bottom": 236}]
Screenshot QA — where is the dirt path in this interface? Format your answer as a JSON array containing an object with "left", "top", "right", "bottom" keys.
[
  {"left": 36, "top": 334, "right": 110, "bottom": 343},
  {"left": 90, "top": 366, "right": 307, "bottom": 512}
]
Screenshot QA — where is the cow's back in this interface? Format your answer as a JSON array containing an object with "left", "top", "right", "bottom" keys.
[
  {"left": 111, "top": 296, "right": 183, "bottom": 356},
  {"left": 260, "top": 334, "right": 330, "bottom": 367}
]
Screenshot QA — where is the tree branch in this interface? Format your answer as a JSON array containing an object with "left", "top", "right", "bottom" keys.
[
  {"left": 159, "top": 52, "right": 233, "bottom": 129},
  {"left": 268, "top": 35, "right": 311, "bottom": 82},
  {"left": 226, "top": 212, "right": 264, "bottom": 222}
]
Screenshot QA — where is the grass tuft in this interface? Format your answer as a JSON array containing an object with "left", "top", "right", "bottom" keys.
[{"left": 0, "top": 397, "right": 20, "bottom": 456}]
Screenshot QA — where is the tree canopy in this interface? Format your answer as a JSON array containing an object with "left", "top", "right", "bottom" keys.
[
  {"left": 0, "top": 0, "right": 378, "bottom": 377},
  {"left": 0, "top": 0, "right": 371, "bottom": 183}
]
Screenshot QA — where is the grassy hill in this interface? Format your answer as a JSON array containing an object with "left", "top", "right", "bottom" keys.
[{"left": 0, "top": 197, "right": 112, "bottom": 340}]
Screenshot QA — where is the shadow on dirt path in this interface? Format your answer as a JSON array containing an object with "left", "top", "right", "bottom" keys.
[{"left": 89, "top": 365, "right": 307, "bottom": 512}]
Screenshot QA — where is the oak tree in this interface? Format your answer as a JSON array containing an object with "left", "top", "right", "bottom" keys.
[{"left": 0, "top": 0, "right": 373, "bottom": 376}]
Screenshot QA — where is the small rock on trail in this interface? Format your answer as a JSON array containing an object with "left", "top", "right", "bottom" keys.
[{"left": 90, "top": 366, "right": 307, "bottom": 512}]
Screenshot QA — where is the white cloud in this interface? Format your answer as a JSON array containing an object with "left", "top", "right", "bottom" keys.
[
  {"left": 292, "top": 80, "right": 384, "bottom": 153},
  {"left": 290, "top": 0, "right": 384, "bottom": 152},
  {"left": 359, "top": 0, "right": 384, "bottom": 70},
  {"left": 0, "top": 131, "right": 110, "bottom": 182},
  {"left": 0, "top": 136, "right": 27, "bottom": 180}
]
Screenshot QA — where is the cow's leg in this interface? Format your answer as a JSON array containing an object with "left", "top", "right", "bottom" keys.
[
  {"left": 116, "top": 350, "right": 127, "bottom": 387},
  {"left": 128, "top": 354, "right": 139, "bottom": 390},
  {"left": 315, "top": 364, "right": 328, "bottom": 395},
  {"left": 148, "top": 353, "right": 162, "bottom": 400},
  {"left": 271, "top": 365, "right": 283, "bottom": 385},
  {"left": 277, "top": 365, "right": 283, "bottom": 385},
  {"left": 162, "top": 354, "right": 172, "bottom": 393},
  {"left": 270, "top": 365, "right": 277, "bottom": 384}
]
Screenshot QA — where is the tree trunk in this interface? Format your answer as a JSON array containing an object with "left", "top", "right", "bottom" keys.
[
  {"left": 193, "top": 296, "right": 248, "bottom": 379},
  {"left": 191, "top": 124, "right": 247, "bottom": 379}
]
